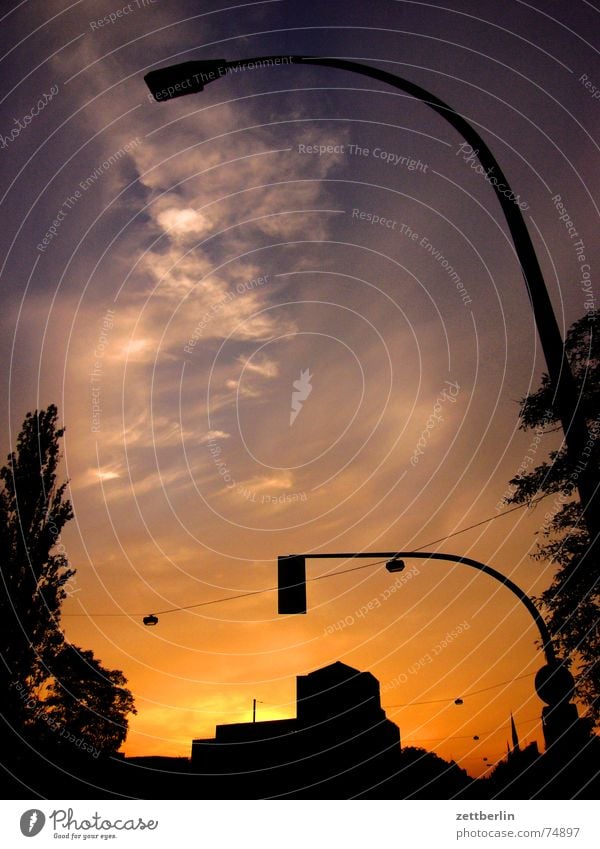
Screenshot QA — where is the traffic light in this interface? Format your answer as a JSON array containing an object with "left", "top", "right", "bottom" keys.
[{"left": 278, "top": 555, "right": 307, "bottom": 614}]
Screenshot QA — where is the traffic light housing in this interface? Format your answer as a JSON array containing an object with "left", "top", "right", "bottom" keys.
[{"left": 278, "top": 555, "right": 307, "bottom": 614}]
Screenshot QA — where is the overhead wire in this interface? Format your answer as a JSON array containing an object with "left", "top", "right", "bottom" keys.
[
  {"left": 61, "top": 558, "right": 388, "bottom": 617},
  {"left": 405, "top": 715, "right": 541, "bottom": 743},
  {"left": 62, "top": 493, "right": 551, "bottom": 618},
  {"left": 383, "top": 672, "right": 537, "bottom": 708},
  {"left": 58, "top": 504, "right": 550, "bottom": 720}
]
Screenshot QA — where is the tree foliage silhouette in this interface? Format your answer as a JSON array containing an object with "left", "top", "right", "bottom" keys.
[
  {"left": 0, "top": 406, "right": 73, "bottom": 728},
  {"left": 0, "top": 405, "right": 135, "bottom": 757},
  {"left": 40, "top": 644, "right": 135, "bottom": 755},
  {"left": 506, "top": 311, "right": 600, "bottom": 721},
  {"left": 396, "top": 746, "right": 471, "bottom": 798}
]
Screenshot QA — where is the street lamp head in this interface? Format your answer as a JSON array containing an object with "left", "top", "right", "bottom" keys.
[
  {"left": 144, "top": 60, "right": 227, "bottom": 101},
  {"left": 385, "top": 558, "right": 405, "bottom": 573},
  {"left": 143, "top": 614, "right": 159, "bottom": 626}
]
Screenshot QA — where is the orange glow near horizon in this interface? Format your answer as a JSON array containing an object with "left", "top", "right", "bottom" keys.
[{"left": 60, "top": 522, "right": 554, "bottom": 778}]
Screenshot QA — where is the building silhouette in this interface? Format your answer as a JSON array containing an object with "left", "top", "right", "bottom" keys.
[
  {"left": 191, "top": 661, "right": 401, "bottom": 797},
  {"left": 488, "top": 735, "right": 600, "bottom": 798}
]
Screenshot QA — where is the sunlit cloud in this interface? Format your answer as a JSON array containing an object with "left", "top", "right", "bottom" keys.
[
  {"left": 199, "top": 430, "right": 231, "bottom": 443},
  {"left": 96, "top": 469, "right": 119, "bottom": 481},
  {"left": 155, "top": 206, "right": 210, "bottom": 239},
  {"left": 121, "top": 338, "right": 154, "bottom": 359},
  {"left": 92, "top": 468, "right": 120, "bottom": 483},
  {"left": 224, "top": 378, "right": 259, "bottom": 398},
  {"left": 237, "top": 355, "right": 279, "bottom": 379},
  {"left": 237, "top": 471, "right": 295, "bottom": 492}
]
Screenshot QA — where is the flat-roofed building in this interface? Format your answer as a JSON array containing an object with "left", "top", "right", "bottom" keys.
[{"left": 191, "top": 661, "right": 400, "bottom": 797}]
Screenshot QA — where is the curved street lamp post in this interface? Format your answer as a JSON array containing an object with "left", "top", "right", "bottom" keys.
[
  {"left": 144, "top": 55, "right": 599, "bottom": 550},
  {"left": 143, "top": 57, "right": 592, "bottom": 756}
]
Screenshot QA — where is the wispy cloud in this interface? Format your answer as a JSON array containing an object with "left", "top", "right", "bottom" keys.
[
  {"left": 236, "top": 471, "right": 295, "bottom": 492},
  {"left": 199, "top": 430, "right": 231, "bottom": 444},
  {"left": 237, "top": 355, "right": 279, "bottom": 379}
]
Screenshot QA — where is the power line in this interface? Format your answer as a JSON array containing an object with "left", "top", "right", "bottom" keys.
[
  {"left": 406, "top": 715, "right": 541, "bottom": 743},
  {"left": 62, "top": 495, "right": 548, "bottom": 619},
  {"left": 383, "top": 671, "right": 536, "bottom": 708},
  {"left": 60, "top": 529, "right": 546, "bottom": 718},
  {"left": 62, "top": 559, "right": 387, "bottom": 617},
  {"left": 410, "top": 492, "right": 550, "bottom": 552}
]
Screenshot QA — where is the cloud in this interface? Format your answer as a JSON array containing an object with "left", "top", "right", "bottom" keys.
[
  {"left": 155, "top": 206, "right": 210, "bottom": 240},
  {"left": 236, "top": 471, "right": 295, "bottom": 493},
  {"left": 224, "top": 378, "right": 259, "bottom": 398},
  {"left": 237, "top": 355, "right": 279, "bottom": 379},
  {"left": 78, "top": 466, "right": 122, "bottom": 489},
  {"left": 95, "top": 469, "right": 120, "bottom": 481},
  {"left": 199, "top": 430, "right": 231, "bottom": 443}
]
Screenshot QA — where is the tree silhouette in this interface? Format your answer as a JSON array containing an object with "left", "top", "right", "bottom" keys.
[
  {"left": 395, "top": 746, "right": 471, "bottom": 798},
  {"left": 0, "top": 406, "right": 74, "bottom": 730},
  {"left": 0, "top": 405, "right": 135, "bottom": 759},
  {"left": 40, "top": 644, "right": 136, "bottom": 755},
  {"left": 505, "top": 311, "right": 600, "bottom": 722}
]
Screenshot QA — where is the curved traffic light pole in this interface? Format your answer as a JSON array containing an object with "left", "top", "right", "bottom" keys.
[
  {"left": 277, "top": 550, "right": 556, "bottom": 665},
  {"left": 279, "top": 550, "right": 584, "bottom": 750},
  {"left": 145, "top": 55, "right": 598, "bottom": 546}
]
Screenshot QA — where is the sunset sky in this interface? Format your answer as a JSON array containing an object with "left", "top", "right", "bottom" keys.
[{"left": 1, "top": 0, "right": 599, "bottom": 780}]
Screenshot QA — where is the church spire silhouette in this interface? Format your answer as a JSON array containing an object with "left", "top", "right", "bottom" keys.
[{"left": 510, "top": 713, "right": 520, "bottom": 752}]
